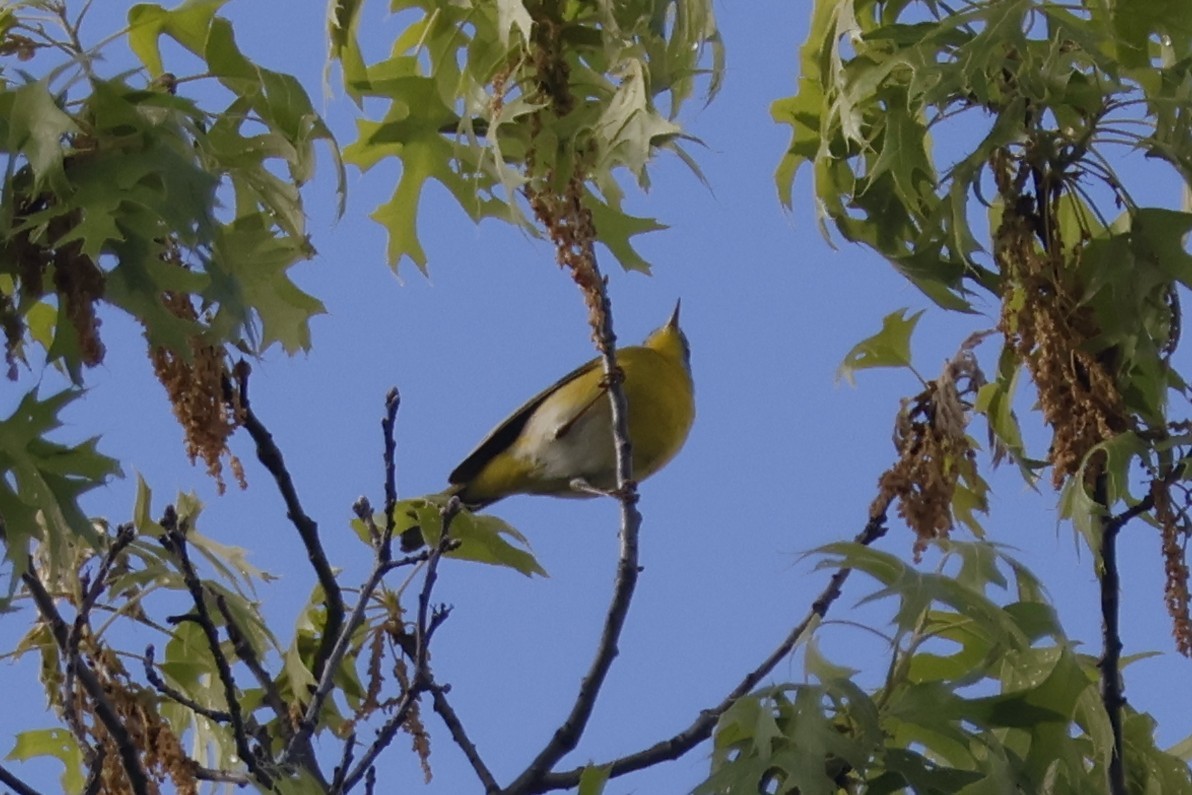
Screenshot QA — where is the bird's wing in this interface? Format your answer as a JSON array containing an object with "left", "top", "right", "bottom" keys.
[{"left": 448, "top": 356, "right": 601, "bottom": 485}]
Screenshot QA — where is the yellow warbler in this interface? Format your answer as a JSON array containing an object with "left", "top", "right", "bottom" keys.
[{"left": 447, "top": 301, "right": 695, "bottom": 509}]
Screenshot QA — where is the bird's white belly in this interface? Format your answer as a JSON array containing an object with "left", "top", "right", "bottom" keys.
[{"left": 517, "top": 395, "right": 616, "bottom": 486}]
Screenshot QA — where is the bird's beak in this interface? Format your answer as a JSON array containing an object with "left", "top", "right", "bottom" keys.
[{"left": 667, "top": 299, "right": 682, "bottom": 329}]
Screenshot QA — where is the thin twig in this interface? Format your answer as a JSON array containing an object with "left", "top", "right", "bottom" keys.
[
  {"left": 526, "top": 506, "right": 891, "bottom": 794},
  {"left": 338, "top": 688, "right": 424, "bottom": 793},
  {"left": 0, "top": 760, "right": 43, "bottom": 795},
  {"left": 229, "top": 366, "right": 346, "bottom": 682},
  {"left": 415, "top": 505, "right": 458, "bottom": 673},
  {"left": 330, "top": 731, "right": 357, "bottom": 792},
  {"left": 22, "top": 563, "right": 151, "bottom": 795},
  {"left": 1107, "top": 457, "right": 1188, "bottom": 530},
  {"left": 57, "top": 525, "right": 138, "bottom": 767},
  {"left": 159, "top": 509, "right": 265, "bottom": 788},
  {"left": 193, "top": 766, "right": 253, "bottom": 785},
  {"left": 70, "top": 525, "right": 136, "bottom": 648},
  {"left": 143, "top": 645, "right": 231, "bottom": 723},
  {"left": 430, "top": 683, "right": 499, "bottom": 793},
  {"left": 284, "top": 551, "right": 429, "bottom": 765},
  {"left": 82, "top": 748, "right": 104, "bottom": 795},
  {"left": 1095, "top": 474, "right": 1128, "bottom": 795},
  {"left": 212, "top": 594, "right": 290, "bottom": 727},
  {"left": 339, "top": 503, "right": 461, "bottom": 792},
  {"left": 290, "top": 391, "right": 424, "bottom": 776},
  {"left": 381, "top": 388, "right": 401, "bottom": 558}
]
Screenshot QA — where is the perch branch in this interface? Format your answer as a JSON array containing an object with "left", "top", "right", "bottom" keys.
[
  {"left": 381, "top": 387, "right": 401, "bottom": 557},
  {"left": 505, "top": 269, "right": 644, "bottom": 794}
]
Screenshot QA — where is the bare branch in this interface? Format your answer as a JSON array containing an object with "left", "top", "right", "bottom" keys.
[
  {"left": 330, "top": 731, "right": 357, "bottom": 792},
  {"left": 1106, "top": 457, "right": 1189, "bottom": 531},
  {"left": 159, "top": 509, "right": 266, "bottom": 788},
  {"left": 0, "top": 760, "right": 43, "bottom": 795},
  {"left": 22, "top": 562, "right": 151, "bottom": 795},
  {"left": 338, "top": 503, "right": 461, "bottom": 792},
  {"left": 143, "top": 645, "right": 231, "bottom": 723},
  {"left": 71, "top": 525, "right": 135, "bottom": 646},
  {"left": 288, "top": 391, "right": 432, "bottom": 777},
  {"left": 381, "top": 387, "right": 401, "bottom": 558},
  {"left": 228, "top": 365, "right": 345, "bottom": 682},
  {"left": 193, "top": 766, "right": 252, "bottom": 785},
  {"left": 1095, "top": 474, "right": 1128, "bottom": 795},
  {"left": 430, "top": 684, "right": 499, "bottom": 793},
  {"left": 283, "top": 547, "right": 430, "bottom": 766},
  {"left": 526, "top": 505, "right": 891, "bottom": 793},
  {"left": 212, "top": 593, "right": 290, "bottom": 725}
]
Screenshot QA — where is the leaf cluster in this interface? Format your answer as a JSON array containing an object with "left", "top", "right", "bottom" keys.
[
  {"left": 701, "top": 542, "right": 1192, "bottom": 795},
  {"left": 0, "top": 0, "right": 344, "bottom": 596},
  {"left": 329, "top": 0, "right": 722, "bottom": 273},
  {"left": 2, "top": 2, "right": 340, "bottom": 383},
  {"left": 783, "top": 0, "right": 1192, "bottom": 661}
]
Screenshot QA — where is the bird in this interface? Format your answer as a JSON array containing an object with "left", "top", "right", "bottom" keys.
[{"left": 447, "top": 300, "right": 695, "bottom": 510}]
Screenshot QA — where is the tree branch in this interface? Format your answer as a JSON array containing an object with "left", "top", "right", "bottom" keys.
[
  {"left": 21, "top": 562, "right": 151, "bottom": 795},
  {"left": 338, "top": 503, "right": 461, "bottom": 792},
  {"left": 212, "top": 593, "right": 290, "bottom": 725},
  {"left": 381, "top": 387, "right": 401, "bottom": 558},
  {"left": 143, "top": 645, "right": 231, "bottom": 723},
  {"left": 1095, "top": 473, "right": 1128, "bottom": 795},
  {"left": 286, "top": 390, "right": 432, "bottom": 770},
  {"left": 284, "top": 546, "right": 432, "bottom": 767},
  {"left": 505, "top": 263, "right": 643, "bottom": 795},
  {"left": 229, "top": 365, "right": 345, "bottom": 682},
  {"left": 1106, "top": 457, "right": 1189, "bottom": 531},
  {"left": 158, "top": 509, "right": 268, "bottom": 787},
  {"left": 430, "top": 683, "right": 499, "bottom": 793},
  {"left": 0, "top": 760, "right": 43, "bottom": 795},
  {"left": 527, "top": 505, "right": 891, "bottom": 793}
]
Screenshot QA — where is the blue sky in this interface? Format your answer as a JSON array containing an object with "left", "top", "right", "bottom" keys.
[{"left": 2, "top": 2, "right": 1190, "bottom": 793}]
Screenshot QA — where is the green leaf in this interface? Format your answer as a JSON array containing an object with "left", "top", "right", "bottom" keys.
[
  {"left": 384, "top": 497, "right": 547, "bottom": 577},
  {"left": 333, "top": 1, "right": 719, "bottom": 273},
  {"left": 594, "top": 59, "right": 683, "bottom": 185},
  {"left": 127, "top": 1, "right": 231, "bottom": 77},
  {"left": 206, "top": 219, "right": 324, "bottom": 354},
  {"left": 7, "top": 728, "right": 85, "bottom": 793},
  {"left": 874, "top": 748, "right": 983, "bottom": 795},
  {"left": 343, "top": 75, "right": 462, "bottom": 272},
  {"left": 6, "top": 81, "right": 77, "bottom": 193},
  {"left": 495, "top": 0, "right": 532, "bottom": 46},
  {"left": 577, "top": 764, "right": 611, "bottom": 795},
  {"left": 0, "top": 389, "right": 120, "bottom": 572},
  {"left": 132, "top": 474, "right": 156, "bottom": 538},
  {"left": 585, "top": 189, "right": 667, "bottom": 274},
  {"left": 837, "top": 309, "right": 924, "bottom": 383},
  {"left": 867, "top": 104, "right": 934, "bottom": 208}
]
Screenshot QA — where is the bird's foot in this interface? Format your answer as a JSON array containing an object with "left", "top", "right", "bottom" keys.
[{"left": 569, "top": 478, "right": 639, "bottom": 503}]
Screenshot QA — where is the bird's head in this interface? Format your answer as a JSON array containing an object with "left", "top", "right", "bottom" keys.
[{"left": 644, "top": 299, "right": 691, "bottom": 374}]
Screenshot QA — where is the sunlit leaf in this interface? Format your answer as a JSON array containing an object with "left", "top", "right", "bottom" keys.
[{"left": 837, "top": 309, "right": 924, "bottom": 383}]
